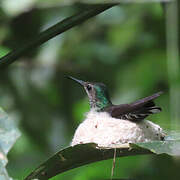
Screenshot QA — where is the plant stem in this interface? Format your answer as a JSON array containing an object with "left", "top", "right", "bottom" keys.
[{"left": 0, "top": 4, "right": 117, "bottom": 69}]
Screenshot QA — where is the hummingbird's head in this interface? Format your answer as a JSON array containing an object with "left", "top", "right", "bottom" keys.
[{"left": 68, "top": 76, "right": 112, "bottom": 111}]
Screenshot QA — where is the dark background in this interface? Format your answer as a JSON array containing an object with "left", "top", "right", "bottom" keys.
[{"left": 0, "top": 0, "right": 180, "bottom": 179}]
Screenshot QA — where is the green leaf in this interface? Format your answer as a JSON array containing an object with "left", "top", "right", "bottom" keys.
[
  {"left": 0, "top": 46, "right": 10, "bottom": 58},
  {"left": 24, "top": 131, "right": 180, "bottom": 180},
  {"left": 131, "top": 132, "right": 180, "bottom": 156},
  {"left": 0, "top": 108, "right": 21, "bottom": 180},
  {"left": 24, "top": 143, "right": 152, "bottom": 180}
]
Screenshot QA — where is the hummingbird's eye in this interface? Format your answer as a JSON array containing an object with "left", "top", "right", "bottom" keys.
[{"left": 86, "top": 85, "right": 92, "bottom": 91}]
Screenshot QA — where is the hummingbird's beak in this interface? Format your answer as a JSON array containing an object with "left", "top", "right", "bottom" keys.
[{"left": 67, "top": 76, "right": 85, "bottom": 86}]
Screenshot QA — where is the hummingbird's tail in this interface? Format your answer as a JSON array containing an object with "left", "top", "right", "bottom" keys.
[
  {"left": 126, "top": 91, "right": 163, "bottom": 121},
  {"left": 108, "top": 91, "right": 163, "bottom": 121},
  {"left": 127, "top": 101, "right": 162, "bottom": 121}
]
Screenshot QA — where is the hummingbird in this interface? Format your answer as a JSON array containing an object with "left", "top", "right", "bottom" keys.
[{"left": 68, "top": 76, "right": 162, "bottom": 122}]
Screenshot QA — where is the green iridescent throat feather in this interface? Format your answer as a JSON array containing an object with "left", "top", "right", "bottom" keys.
[{"left": 94, "top": 86, "right": 112, "bottom": 111}]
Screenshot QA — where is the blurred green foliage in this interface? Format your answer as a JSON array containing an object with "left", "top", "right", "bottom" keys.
[{"left": 0, "top": 0, "right": 180, "bottom": 179}]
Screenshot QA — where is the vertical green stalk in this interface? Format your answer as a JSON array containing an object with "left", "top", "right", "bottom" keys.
[{"left": 165, "top": 0, "right": 180, "bottom": 130}]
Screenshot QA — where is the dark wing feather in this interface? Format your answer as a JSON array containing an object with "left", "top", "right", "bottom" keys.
[{"left": 105, "top": 91, "right": 163, "bottom": 121}]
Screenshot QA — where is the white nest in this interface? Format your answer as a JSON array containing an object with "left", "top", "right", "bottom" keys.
[{"left": 71, "top": 110, "right": 165, "bottom": 147}]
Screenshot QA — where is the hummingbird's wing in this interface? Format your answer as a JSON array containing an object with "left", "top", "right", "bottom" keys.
[{"left": 105, "top": 91, "right": 163, "bottom": 121}]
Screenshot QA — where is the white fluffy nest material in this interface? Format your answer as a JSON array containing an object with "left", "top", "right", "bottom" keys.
[{"left": 71, "top": 110, "right": 165, "bottom": 147}]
